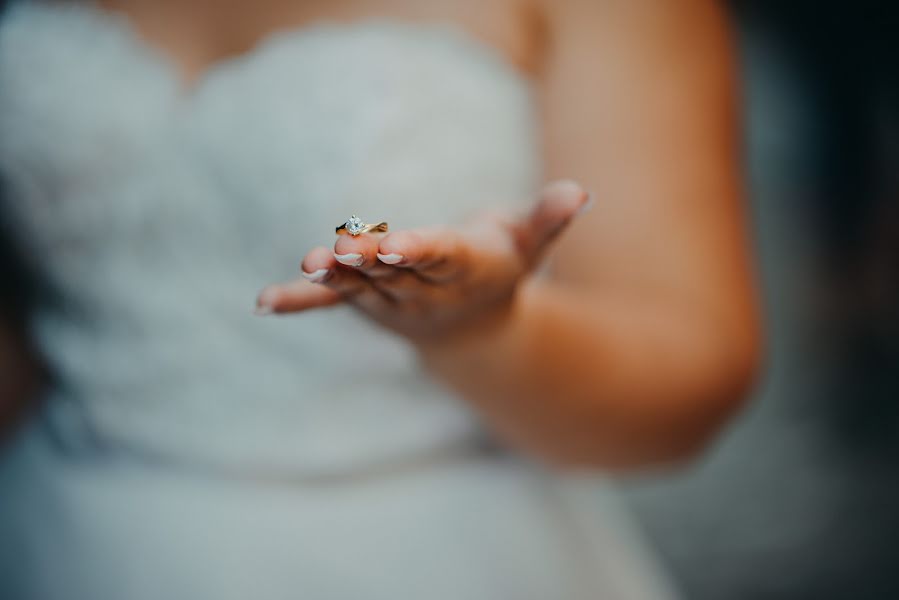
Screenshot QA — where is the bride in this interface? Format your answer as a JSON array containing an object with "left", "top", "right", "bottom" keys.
[{"left": 0, "top": 0, "right": 760, "bottom": 598}]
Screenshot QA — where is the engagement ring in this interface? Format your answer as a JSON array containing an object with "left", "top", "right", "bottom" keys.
[{"left": 336, "top": 215, "right": 389, "bottom": 236}]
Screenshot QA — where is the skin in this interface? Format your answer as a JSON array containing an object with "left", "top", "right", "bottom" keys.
[{"left": 2, "top": 0, "right": 761, "bottom": 469}]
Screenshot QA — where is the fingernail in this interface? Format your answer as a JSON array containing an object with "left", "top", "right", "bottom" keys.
[
  {"left": 543, "top": 179, "right": 585, "bottom": 197},
  {"left": 377, "top": 253, "right": 404, "bottom": 265},
  {"left": 577, "top": 193, "right": 595, "bottom": 216},
  {"left": 301, "top": 268, "right": 330, "bottom": 282},
  {"left": 255, "top": 286, "right": 278, "bottom": 316},
  {"left": 334, "top": 253, "right": 364, "bottom": 267}
]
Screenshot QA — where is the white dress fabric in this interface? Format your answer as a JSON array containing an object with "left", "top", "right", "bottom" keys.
[{"left": 0, "top": 2, "right": 678, "bottom": 598}]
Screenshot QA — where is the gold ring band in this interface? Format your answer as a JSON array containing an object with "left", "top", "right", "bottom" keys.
[{"left": 336, "top": 215, "right": 389, "bottom": 236}]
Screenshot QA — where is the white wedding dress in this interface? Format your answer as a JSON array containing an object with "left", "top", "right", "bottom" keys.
[{"left": 0, "top": 2, "right": 678, "bottom": 598}]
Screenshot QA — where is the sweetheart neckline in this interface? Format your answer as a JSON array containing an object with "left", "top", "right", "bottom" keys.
[{"left": 64, "top": 0, "right": 537, "bottom": 104}]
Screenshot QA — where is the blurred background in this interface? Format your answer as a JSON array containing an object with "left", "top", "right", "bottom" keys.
[
  {"left": 625, "top": 2, "right": 899, "bottom": 599},
  {"left": 1, "top": 1, "right": 897, "bottom": 599}
]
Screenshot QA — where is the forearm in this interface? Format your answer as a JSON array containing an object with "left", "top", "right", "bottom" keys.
[{"left": 418, "top": 277, "right": 759, "bottom": 471}]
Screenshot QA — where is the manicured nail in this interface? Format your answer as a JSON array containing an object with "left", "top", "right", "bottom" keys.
[
  {"left": 577, "top": 193, "right": 595, "bottom": 216},
  {"left": 301, "top": 268, "right": 330, "bottom": 282},
  {"left": 255, "top": 286, "right": 279, "bottom": 316},
  {"left": 543, "top": 179, "right": 584, "bottom": 197},
  {"left": 377, "top": 253, "right": 404, "bottom": 265},
  {"left": 334, "top": 253, "right": 364, "bottom": 267}
]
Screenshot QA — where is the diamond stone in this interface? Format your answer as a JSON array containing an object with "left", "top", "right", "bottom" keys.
[{"left": 345, "top": 215, "right": 365, "bottom": 235}]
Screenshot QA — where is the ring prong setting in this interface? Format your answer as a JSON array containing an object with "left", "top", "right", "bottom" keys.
[
  {"left": 345, "top": 215, "right": 365, "bottom": 236},
  {"left": 336, "top": 215, "right": 387, "bottom": 236}
]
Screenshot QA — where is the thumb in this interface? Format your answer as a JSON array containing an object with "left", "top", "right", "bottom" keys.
[{"left": 513, "top": 179, "right": 592, "bottom": 266}]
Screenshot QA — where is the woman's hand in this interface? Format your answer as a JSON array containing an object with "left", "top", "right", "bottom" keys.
[{"left": 254, "top": 180, "right": 591, "bottom": 344}]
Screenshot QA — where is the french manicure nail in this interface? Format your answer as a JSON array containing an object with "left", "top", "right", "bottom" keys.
[
  {"left": 543, "top": 179, "right": 584, "bottom": 197},
  {"left": 301, "top": 268, "right": 330, "bottom": 282},
  {"left": 377, "top": 253, "right": 404, "bottom": 265},
  {"left": 334, "top": 253, "right": 364, "bottom": 267},
  {"left": 255, "top": 286, "right": 279, "bottom": 316},
  {"left": 577, "top": 193, "right": 595, "bottom": 216}
]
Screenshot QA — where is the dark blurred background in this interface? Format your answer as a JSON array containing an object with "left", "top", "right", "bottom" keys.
[{"left": 626, "top": 2, "right": 899, "bottom": 599}]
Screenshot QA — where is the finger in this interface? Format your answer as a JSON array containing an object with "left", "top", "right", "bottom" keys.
[
  {"left": 368, "top": 268, "right": 434, "bottom": 302},
  {"left": 333, "top": 231, "right": 393, "bottom": 276},
  {"left": 318, "top": 264, "right": 395, "bottom": 314},
  {"left": 306, "top": 242, "right": 396, "bottom": 313},
  {"left": 255, "top": 280, "right": 342, "bottom": 315},
  {"left": 376, "top": 227, "right": 469, "bottom": 282},
  {"left": 514, "top": 179, "right": 592, "bottom": 265},
  {"left": 300, "top": 246, "right": 338, "bottom": 283}
]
